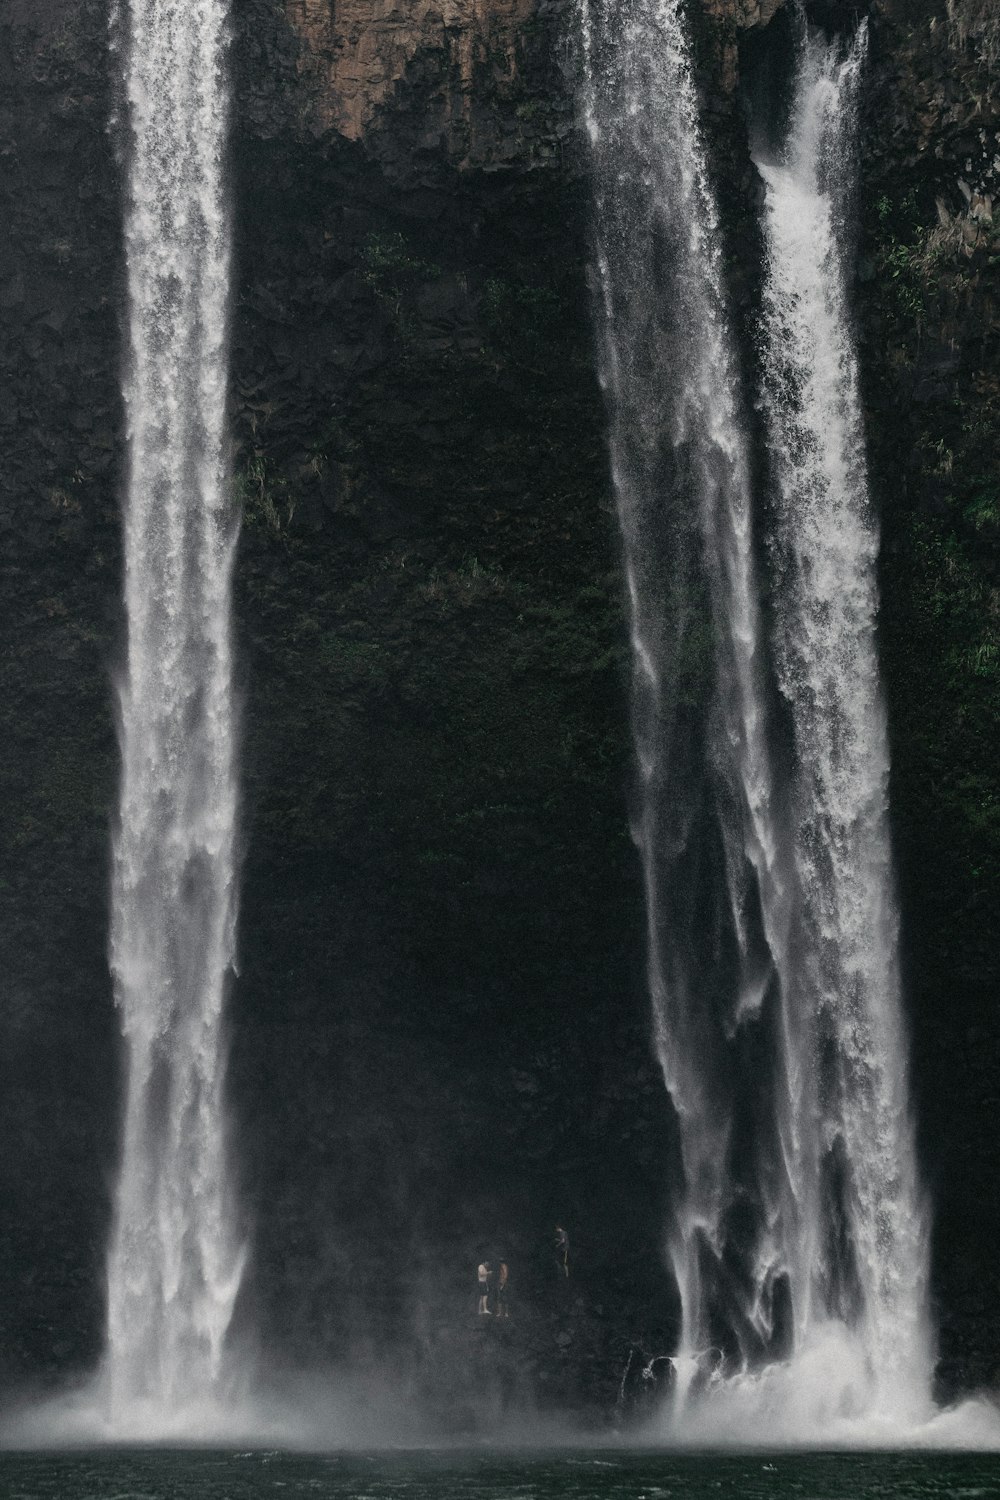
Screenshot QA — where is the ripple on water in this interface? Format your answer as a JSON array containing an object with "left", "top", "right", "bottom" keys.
[{"left": 0, "top": 1450, "right": 999, "bottom": 1500}]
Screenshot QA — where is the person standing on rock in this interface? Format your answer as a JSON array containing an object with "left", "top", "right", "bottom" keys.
[{"left": 477, "top": 1259, "right": 492, "bottom": 1315}]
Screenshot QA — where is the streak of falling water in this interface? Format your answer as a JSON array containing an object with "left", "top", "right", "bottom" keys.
[
  {"left": 104, "top": 0, "right": 244, "bottom": 1421},
  {"left": 754, "top": 21, "right": 932, "bottom": 1418},
  {"left": 578, "top": 0, "right": 803, "bottom": 1377}
]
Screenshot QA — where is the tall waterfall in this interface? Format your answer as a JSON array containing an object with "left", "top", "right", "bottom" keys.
[
  {"left": 581, "top": 0, "right": 932, "bottom": 1431},
  {"left": 578, "top": 0, "right": 798, "bottom": 1384},
  {"left": 105, "top": 0, "right": 243, "bottom": 1419},
  {"left": 753, "top": 23, "right": 931, "bottom": 1418}
]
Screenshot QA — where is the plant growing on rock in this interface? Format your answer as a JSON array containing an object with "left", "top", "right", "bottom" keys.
[
  {"left": 947, "top": 0, "right": 1000, "bottom": 68},
  {"left": 234, "top": 455, "right": 295, "bottom": 537}
]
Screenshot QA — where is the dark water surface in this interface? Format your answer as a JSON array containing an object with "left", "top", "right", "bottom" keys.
[{"left": 0, "top": 1450, "right": 998, "bottom": 1500}]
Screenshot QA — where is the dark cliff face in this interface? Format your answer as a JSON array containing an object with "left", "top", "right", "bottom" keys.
[
  {"left": 0, "top": 0, "right": 997, "bottom": 1420},
  {"left": 0, "top": 0, "right": 121, "bottom": 1390},
  {"left": 226, "top": 0, "right": 673, "bottom": 1409},
  {"left": 853, "top": 0, "right": 1000, "bottom": 1398}
]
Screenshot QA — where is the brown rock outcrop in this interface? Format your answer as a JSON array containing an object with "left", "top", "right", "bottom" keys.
[{"left": 286, "top": 0, "right": 546, "bottom": 163}]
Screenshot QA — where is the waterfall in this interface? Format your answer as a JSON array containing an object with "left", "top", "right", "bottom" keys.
[
  {"left": 578, "top": 0, "right": 800, "bottom": 1377},
  {"left": 105, "top": 0, "right": 244, "bottom": 1420},
  {"left": 581, "top": 0, "right": 932, "bottom": 1432},
  {"left": 753, "top": 22, "right": 931, "bottom": 1417}
]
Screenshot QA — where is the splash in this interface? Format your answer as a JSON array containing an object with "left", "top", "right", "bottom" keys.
[{"left": 649, "top": 1328, "right": 998, "bottom": 1448}]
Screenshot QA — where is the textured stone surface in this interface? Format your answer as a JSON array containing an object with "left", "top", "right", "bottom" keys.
[{"left": 284, "top": 0, "right": 566, "bottom": 166}]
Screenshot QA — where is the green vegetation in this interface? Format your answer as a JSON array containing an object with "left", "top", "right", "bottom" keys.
[
  {"left": 360, "top": 230, "right": 442, "bottom": 335},
  {"left": 870, "top": 191, "right": 976, "bottom": 328},
  {"left": 234, "top": 455, "right": 295, "bottom": 536},
  {"left": 962, "top": 476, "right": 1000, "bottom": 539}
]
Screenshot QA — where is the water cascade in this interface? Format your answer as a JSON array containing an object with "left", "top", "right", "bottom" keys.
[
  {"left": 581, "top": 0, "right": 932, "bottom": 1433},
  {"left": 751, "top": 22, "right": 932, "bottom": 1420},
  {"left": 105, "top": 0, "right": 244, "bottom": 1422},
  {"left": 578, "top": 0, "right": 800, "bottom": 1384}
]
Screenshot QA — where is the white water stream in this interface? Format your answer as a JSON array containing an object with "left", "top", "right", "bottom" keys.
[
  {"left": 579, "top": 0, "right": 798, "bottom": 1379},
  {"left": 752, "top": 23, "right": 931, "bottom": 1421},
  {"left": 104, "top": 0, "right": 244, "bottom": 1423}
]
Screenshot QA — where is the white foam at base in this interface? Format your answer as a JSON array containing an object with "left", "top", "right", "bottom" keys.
[{"left": 646, "top": 1325, "right": 1000, "bottom": 1448}]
